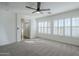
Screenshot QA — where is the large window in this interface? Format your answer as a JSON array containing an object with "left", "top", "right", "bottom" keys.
[
  {"left": 53, "top": 18, "right": 71, "bottom": 36},
  {"left": 53, "top": 20, "right": 58, "bottom": 35},
  {"left": 53, "top": 19, "right": 64, "bottom": 36},
  {"left": 38, "top": 22, "right": 43, "bottom": 33},
  {"left": 47, "top": 21, "right": 51, "bottom": 34},
  {"left": 58, "top": 19, "right": 64, "bottom": 36},
  {"left": 64, "top": 18, "right": 71, "bottom": 36},
  {"left": 53, "top": 17, "right": 79, "bottom": 38},
  {"left": 38, "top": 21, "right": 51, "bottom": 34},
  {"left": 43, "top": 21, "right": 48, "bottom": 33},
  {"left": 72, "top": 18, "right": 79, "bottom": 37},
  {"left": 38, "top": 17, "right": 79, "bottom": 38}
]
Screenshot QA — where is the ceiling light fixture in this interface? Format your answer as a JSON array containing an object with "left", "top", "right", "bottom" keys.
[{"left": 36, "top": 11, "right": 40, "bottom": 13}]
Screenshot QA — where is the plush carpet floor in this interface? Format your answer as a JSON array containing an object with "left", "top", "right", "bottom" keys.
[{"left": 0, "top": 38, "right": 79, "bottom": 56}]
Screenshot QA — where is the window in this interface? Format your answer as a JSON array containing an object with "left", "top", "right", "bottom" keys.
[
  {"left": 53, "top": 20, "right": 58, "bottom": 35},
  {"left": 43, "top": 21, "right": 47, "bottom": 33},
  {"left": 47, "top": 21, "right": 51, "bottom": 34},
  {"left": 38, "top": 17, "right": 79, "bottom": 38},
  {"left": 64, "top": 18, "right": 71, "bottom": 36},
  {"left": 53, "top": 18, "right": 71, "bottom": 36},
  {"left": 53, "top": 19, "right": 64, "bottom": 36},
  {"left": 72, "top": 18, "right": 79, "bottom": 37},
  {"left": 38, "top": 21, "right": 51, "bottom": 34},
  {"left": 58, "top": 19, "right": 64, "bottom": 36},
  {"left": 38, "top": 22, "right": 41, "bottom": 33}
]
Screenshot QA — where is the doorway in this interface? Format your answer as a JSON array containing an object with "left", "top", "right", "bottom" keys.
[{"left": 21, "top": 18, "right": 30, "bottom": 40}]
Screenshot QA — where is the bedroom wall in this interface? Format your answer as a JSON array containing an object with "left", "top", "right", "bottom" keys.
[
  {"left": 0, "top": 11, "right": 17, "bottom": 46},
  {"left": 30, "top": 19, "right": 37, "bottom": 39}
]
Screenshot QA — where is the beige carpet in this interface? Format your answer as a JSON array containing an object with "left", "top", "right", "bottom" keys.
[{"left": 0, "top": 38, "right": 79, "bottom": 56}]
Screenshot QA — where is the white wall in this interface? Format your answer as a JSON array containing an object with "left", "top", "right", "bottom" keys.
[
  {"left": 36, "top": 9, "right": 79, "bottom": 46},
  {"left": 16, "top": 14, "right": 22, "bottom": 41},
  {"left": 0, "top": 11, "right": 17, "bottom": 46},
  {"left": 30, "top": 19, "right": 37, "bottom": 39}
]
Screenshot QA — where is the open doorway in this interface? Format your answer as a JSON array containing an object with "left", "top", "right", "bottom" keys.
[{"left": 21, "top": 18, "right": 30, "bottom": 40}]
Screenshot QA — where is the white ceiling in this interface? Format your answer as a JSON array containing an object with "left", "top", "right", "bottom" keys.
[{"left": 0, "top": 2, "right": 79, "bottom": 19}]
